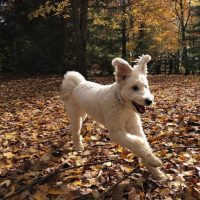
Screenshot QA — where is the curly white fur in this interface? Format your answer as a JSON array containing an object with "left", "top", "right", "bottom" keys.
[{"left": 60, "top": 55, "right": 166, "bottom": 180}]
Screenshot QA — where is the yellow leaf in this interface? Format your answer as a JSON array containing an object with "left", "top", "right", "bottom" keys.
[
  {"left": 172, "top": 143, "right": 179, "bottom": 148},
  {"left": 33, "top": 191, "right": 49, "bottom": 200},
  {"left": 5, "top": 132, "right": 16, "bottom": 140},
  {"left": 84, "top": 135, "right": 91, "bottom": 142},
  {"left": 95, "top": 165, "right": 101, "bottom": 170},
  {"left": 3, "top": 152, "right": 15, "bottom": 159},
  {"left": 72, "top": 180, "right": 82, "bottom": 186},
  {"left": 29, "top": 147, "right": 37, "bottom": 153},
  {"left": 5, "top": 186, "right": 15, "bottom": 197},
  {"left": 48, "top": 189, "right": 65, "bottom": 195},
  {"left": 119, "top": 149, "right": 129, "bottom": 159},
  {"left": 0, "top": 180, "right": 11, "bottom": 187},
  {"left": 120, "top": 165, "right": 133, "bottom": 173},
  {"left": 158, "top": 150, "right": 167, "bottom": 157},
  {"left": 40, "top": 153, "right": 50, "bottom": 161},
  {"left": 85, "top": 123, "right": 92, "bottom": 132},
  {"left": 37, "top": 185, "right": 49, "bottom": 192},
  {"left": 116, "top": 145, "right": 123, "bottom": 153}
]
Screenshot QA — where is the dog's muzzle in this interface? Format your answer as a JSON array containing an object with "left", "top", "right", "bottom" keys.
[
  {"left": 132, "top": 101, "right": 145, "bottom": 114},
  {"left": 145, "top": 98, "right": 153, "bottom": 106}
]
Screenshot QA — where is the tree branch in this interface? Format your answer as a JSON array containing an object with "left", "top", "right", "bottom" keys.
[
  {"left": 184, "top": 0, "right": 192, "bottom": 29},
  {"left": 173, "top": 0, "right": 181, "bottom": 21},
  {"left": 89, "top": 0, "right": 141, "bottom": 10}
]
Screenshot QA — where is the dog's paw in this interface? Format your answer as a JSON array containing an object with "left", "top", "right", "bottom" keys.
[
  {"left": 153, "top": 169, "right": 167, "bottom": 181},
  {"left": 145, "top": 165, "right": 167, "bottom": 181},
  {"left": 146, "top": 155, "right": 162, "bottom": 167},
  {"left": 74, "top": 143, "right": 84, "bottom": 152}
]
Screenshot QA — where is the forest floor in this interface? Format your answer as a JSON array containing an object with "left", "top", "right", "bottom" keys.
[{"left": 0, "top": 74, "right": 199, "bottom": 200}]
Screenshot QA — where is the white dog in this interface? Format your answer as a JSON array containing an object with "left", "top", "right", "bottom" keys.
[{"left": 60, "top": 55, "right": 166, "bottom": 179}]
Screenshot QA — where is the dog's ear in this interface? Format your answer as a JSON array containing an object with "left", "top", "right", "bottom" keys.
[
  {"left": 112, "top": 58, "right": 133, "bottom": 82},
  {"left": 134, "top": 55, "right": 151, "bottom": 75}
]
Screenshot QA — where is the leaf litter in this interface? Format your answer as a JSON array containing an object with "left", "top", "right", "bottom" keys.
[{"left": 0, "top": 75, "right": 199, "bottom": 200}]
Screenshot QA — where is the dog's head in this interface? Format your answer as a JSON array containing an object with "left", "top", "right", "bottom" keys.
[{"left": 112, "top": 55, "right": 154, "bottom": 114}]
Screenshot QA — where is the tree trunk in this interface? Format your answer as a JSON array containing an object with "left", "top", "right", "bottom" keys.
[
  {"left": 179, "top": 0, "right": 189, "bottom": 74},
  {"left": 182, "top": 34, "right": 189, "bottom": 74},
  {"left": 168, "top": 53, "right": 173, "bottom": 74},
  {"left": 180, "top": 24, "right": 189, "bottom": 74},
  {"left": 121, "top": 0, "right": 127, "bottom": 59},
  {"left": 122, "top": 19, "right": 126, "bottom": 59},
  {"left": 61, "top": 15, "right": 68, "bottom": 72},
  {"left": 71, "top": 0, "right": 88, "bottom": 76},
  {"left": 174, "top": 52, "right": 180, "bottom": 74}
]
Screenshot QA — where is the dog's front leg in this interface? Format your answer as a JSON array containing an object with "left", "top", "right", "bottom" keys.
[
  {"left": 110, "top": 131, "right": 166, "bottom": 179},
  {"left": 127, "top": 114, "right": 149, "bottom": 144},
  {"left": 129, "top": 117, "right": 166, "bottom": 179},
  {"left": 110, "top": 132, "right": 162, "bottom": 167}
]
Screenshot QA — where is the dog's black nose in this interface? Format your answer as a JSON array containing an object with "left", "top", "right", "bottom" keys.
[{"left": 145, "top": 99, "right": 152, "bottom": 106}]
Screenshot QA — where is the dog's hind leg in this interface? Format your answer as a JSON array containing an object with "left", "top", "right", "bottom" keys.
[
  {"left": 64, "top": 100, "right": 85, "bottom": 151},
  {"left": 70, "top": 115, "right": 84, "bottom": 151}
]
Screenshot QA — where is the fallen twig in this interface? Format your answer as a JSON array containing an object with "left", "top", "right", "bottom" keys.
[
  {"left": 154, "top": 145, "right": 200, "bottom": 152},
  {"left": 75, "top": 193, "right": 94, "bottom": 200},
  {"left": 169, "top": 145, "right": 200, "bottom": 149},
  {"left": 1, "top": 159, "right": 119, "bottom": 200},
  {"left": 96, "top": 169, "right": 135, "bottom": 200}
]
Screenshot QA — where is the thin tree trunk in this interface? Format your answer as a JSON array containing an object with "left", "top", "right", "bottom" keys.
[
  {"left": 179, "top": 0, "right": 189, "bottom": 74},
  {"left": 122, "top": 20, "right": 126, "bottom": 59},
  {"left": 71, "top": 0, "right": 88, "bottom": 76},
  {"left": 121, "top": 0, "right": 126, "bottom": 59},
  {"left": 61, "top": 15, "right": 68, "bottom": 72},
  {"left": 175, "top": 52, "right": 180, "bottom": 74}
]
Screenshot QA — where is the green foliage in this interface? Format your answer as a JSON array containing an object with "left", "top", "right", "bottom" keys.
[
  {"left": 0, "top": 0, "right": 199, "bottom": 74},
  {"left": 87, "top": 11, "right": 121, "bottom": 74},
  {"left": 0, "top": 0, "right": 66, "bottom": 73}
]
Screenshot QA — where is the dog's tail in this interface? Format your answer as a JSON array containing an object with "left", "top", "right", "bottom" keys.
[{"left": 60, "top": 71, "right": 85, "bottom": 101}]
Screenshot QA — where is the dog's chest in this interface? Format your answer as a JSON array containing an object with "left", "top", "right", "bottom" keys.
[
  {"left": 119, "top": 109, "right": 134, "bottom": 124},
  {"left": 105, "top": 107, "right": 135, "bottom": 130}
]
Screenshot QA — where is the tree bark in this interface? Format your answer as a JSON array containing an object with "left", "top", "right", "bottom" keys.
[
  {"left": 176, "top": 0, "right": 190, "bottom": 74},
  {"left": 180, "top": 0, "right": 189, "bottom": 74},
  {"left": 121, "top": 0, "right": 127, "bottom": 59},
  {"left": 122, "top": 19, "right": 126, "bottom": 59},
  {"left": 71, "top": 0, "right": 88, "bottom": 76}
]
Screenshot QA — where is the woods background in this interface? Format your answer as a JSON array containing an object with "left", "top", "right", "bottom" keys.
[
  {"left": 0, "top": 0, "right": 199, "bottom": 75},
  {"left": 0, "top": 1, "right": 200, "bottom": 199}
]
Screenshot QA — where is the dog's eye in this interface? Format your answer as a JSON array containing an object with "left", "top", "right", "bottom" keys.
[{"left": 132, "top": 86, "right": 139, "bottom": 91}]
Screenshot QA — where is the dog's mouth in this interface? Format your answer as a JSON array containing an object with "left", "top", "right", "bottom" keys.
[{"left": 132, "top": 101, "right": 145, "bottom": 114}]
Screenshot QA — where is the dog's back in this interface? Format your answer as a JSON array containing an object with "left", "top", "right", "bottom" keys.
[{"left": 61, "top": 71, "right": 116, "bottom": 125}]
